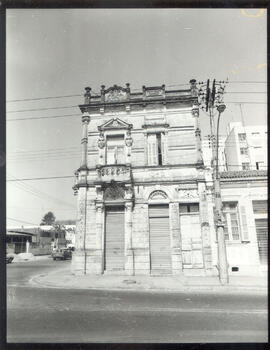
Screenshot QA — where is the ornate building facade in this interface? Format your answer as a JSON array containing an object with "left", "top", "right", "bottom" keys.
[
  {"left": 71, "top": 81, "right": 267, "bottom": 277},
  {"left": 71, "top": 80, "right": 217, "bottom": 276}
]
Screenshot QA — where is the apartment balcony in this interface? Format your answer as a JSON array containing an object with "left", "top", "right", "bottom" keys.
[{"left": 95, "top": 164, "right": 132, "bottom": 184}]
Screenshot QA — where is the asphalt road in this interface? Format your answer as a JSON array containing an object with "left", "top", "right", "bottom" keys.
[{"left": 7, "top": 258, "right": 268, "bottom": 343}]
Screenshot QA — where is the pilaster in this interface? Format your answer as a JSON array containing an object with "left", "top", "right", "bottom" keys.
[
  {"left": 94, "top": 201, "right": 104, "bottom": 274},
  {"left": 169, "top": 202, "right": 183, "bottom": 275},
  {"left": 80, "top": 112, "right": 90, "bottom": 169},
  {"left": 125, "top": 201, "right": 134, "bottom": 275}
]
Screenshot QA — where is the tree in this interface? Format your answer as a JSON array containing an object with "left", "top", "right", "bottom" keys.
[{"left": 40, "top": 211, "right": 56, "bottom": 226}]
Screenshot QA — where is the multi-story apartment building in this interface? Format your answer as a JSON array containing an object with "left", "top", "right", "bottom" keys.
[
  {"left": 72, "top": 81, "right": 218, "bottom": 276},
  {"left": 225, "top": 122, "right": 267, "bottom": 171}
]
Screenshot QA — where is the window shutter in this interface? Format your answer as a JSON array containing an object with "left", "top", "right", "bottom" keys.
[
  {"left": 252, "top": 200, "right": 267, "bottom": 214},
  {"left": 240, "top": 205, "right": 249, "bottom": 241},
  {"left": 147, "top": 134, "right": 158, "bottom": 165},
  {"left": 161, "top": 133, "right": 166, "bottom": 164}
]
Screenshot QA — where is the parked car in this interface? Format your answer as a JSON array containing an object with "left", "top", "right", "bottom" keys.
[
  {"left": 6, "top": 253, "right": 14, "bottom": 264},
  {"left": 52, "top": 248, "right": 72, "bottom": 261}
]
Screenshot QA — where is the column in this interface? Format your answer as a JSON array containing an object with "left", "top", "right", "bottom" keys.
[
  {"left": 125, "top": 201, "right": 134, "bottom": 275},
  {"left": 80, "top": 112, "right": 90, "bottom": 169},
  {"left": 95, "top": 202, "right": 104, "bottom": 274},
  {"left": 71, "top": 187, "right": 87, "bottom": 275},
  {"left": 169, "top": 202, "right": 183, "bottom": 275}
]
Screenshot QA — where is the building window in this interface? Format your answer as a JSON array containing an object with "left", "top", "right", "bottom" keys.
[
  {"left": 252, "top": 132, "right": 260, "bottom": 136},
  {"left": 179, "top": 203, "right": 199, "bottom": 213},
  {"left": 106, "top": 135, "right": 125, "bottom": 165},
  {"left": 240, "top": 147, "right": 248, "bottom": 155},
  {"left": 238, "top": 133, "right": 246, "bottom": 141},
  {"left": 242, "top": 162, "right": 250, "bottom": 170},
  {"left": 252, "top": 200, "right": 267, "bottom": 214},
  {"left": 147, "top": 133, "right": 164, "bottom": 166},
  {"left": 223, "top": 202, "right": 240, "bottom": 241},
  {"left": 256, "top": 161, "right": 264, "bottom": 170}
]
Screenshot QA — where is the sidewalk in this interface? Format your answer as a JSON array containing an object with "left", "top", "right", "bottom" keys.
[
  {"left": 31, "top": 265, "right": 268, "bottom": 294},
  {"left": 12, "top": 253, "right": 51, "bottom": 263}
]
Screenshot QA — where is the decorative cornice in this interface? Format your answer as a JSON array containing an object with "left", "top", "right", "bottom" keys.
[{"left": 78, "top": 83, "right": 198, "bottom": 112}]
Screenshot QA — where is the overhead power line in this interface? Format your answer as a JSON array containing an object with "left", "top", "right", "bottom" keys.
[
  {"left": 7, "top": 175, "right": 74, "bottom": 181},
  {"left": 224, "top": 101, "right": 266, "bottom": 104},
  {"left": 6, "top": 81, "right": 267, "bottom": 104},
  {"left": 7, "top": 173, "right": 75, "bottom": 208},
  {"left": 6, "top": 93, "right": 83, "bottom": 103},
  {"left": 7, "top": 217, "right": 39, "bottom": 226},
  {"left": 6, "top": 105, "right": 78, "bottom": 114},
  {"left": 6, "top": 113, "right": 79, "bottom": 122},
  {"left": 228, "top": 81, "right": 267, "bottom": 84},
  {"left": 226, "top": 91, "right": 267, "bottom": 94},
  {"left": 5, "top": 100, "right": 267, "bottom": 123}
]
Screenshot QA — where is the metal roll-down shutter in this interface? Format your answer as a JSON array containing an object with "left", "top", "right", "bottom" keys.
[
  {"left": 149, "top": 205, "right": 171, "bottom": 274},
  {"left": 104, "top": 206, "right": 125, "bottom": 271}
]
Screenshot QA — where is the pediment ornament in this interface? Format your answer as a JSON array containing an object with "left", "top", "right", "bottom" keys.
[
  {"left": 98, "top": 117, "right": 132, "bottom": 131},
  {"left": 104, "top": 85, "right": 129, "bottom": 102}
]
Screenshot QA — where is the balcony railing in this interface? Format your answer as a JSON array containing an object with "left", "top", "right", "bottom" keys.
[{"left": 96, "top": 164, "right": 132, "bottom": 183}]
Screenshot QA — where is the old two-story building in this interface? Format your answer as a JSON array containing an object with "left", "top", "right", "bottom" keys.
[{"left": 72, "top": 81, "right": 218, "bottom": 276}]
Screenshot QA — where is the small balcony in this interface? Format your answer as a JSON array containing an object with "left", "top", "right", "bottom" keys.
[{"left": 96, "top": 164, "right": 132, "bottom": 184}]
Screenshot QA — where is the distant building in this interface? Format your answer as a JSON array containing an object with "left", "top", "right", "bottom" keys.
[
  {"left": 225, "top": 122, "right": 267, "bottom": 171},
  {"left": 6, "top": 225, "right": 67, "bottom": 255},
  {"left": 6, "top": 229, "right": 35, "bottom": 254}
]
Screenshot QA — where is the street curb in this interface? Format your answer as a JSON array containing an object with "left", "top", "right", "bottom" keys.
[{"left": 30, "top": 269, "right": 268, "bottom": 295}]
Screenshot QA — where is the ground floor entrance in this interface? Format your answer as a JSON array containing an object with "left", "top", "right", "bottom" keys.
[
  {"left": 104, "top": 206, "right": 125, "bottom": 272},
  {"left": 149, "top": 205, "right": 172, "bottom": 275}
]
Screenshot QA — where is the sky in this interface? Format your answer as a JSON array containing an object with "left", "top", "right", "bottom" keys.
[{"left": 6, "top": 8, "right": 267, "bottom": 227}]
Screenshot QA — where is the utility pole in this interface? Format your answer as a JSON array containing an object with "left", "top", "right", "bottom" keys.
[{"left": 198, "top": 79, "right": 229, "bottom": 285}]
